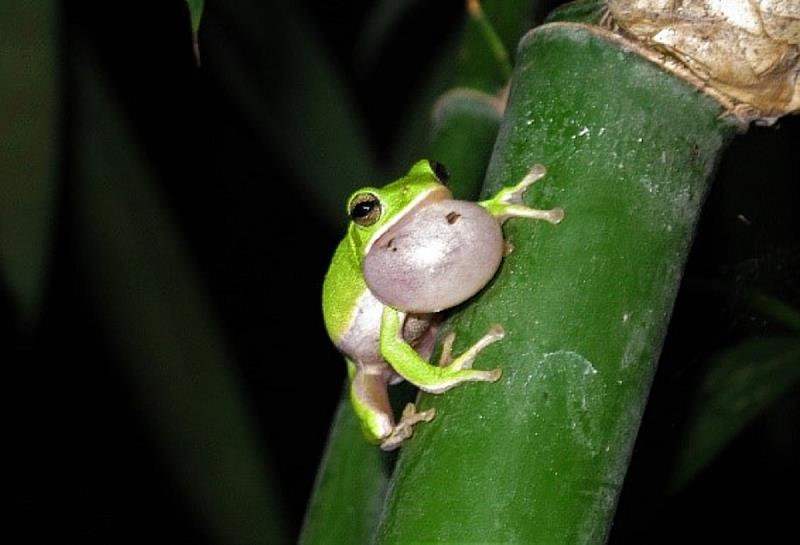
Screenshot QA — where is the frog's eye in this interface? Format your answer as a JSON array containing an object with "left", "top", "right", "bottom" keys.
[
  {"left": 428, "top": 160, "right": 450, "bottom": 185},
  {"left": 349, "top": 193, "right": 382, "bottom": 226}
]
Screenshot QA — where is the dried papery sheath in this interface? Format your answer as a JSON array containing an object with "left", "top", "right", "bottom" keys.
[{"left": 606, "top": 0, "right": 800, "bottom": 123}]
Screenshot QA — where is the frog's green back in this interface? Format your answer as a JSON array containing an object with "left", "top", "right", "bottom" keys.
[{"left": 322, "top": 238, "right": 369, "bottom": 344}]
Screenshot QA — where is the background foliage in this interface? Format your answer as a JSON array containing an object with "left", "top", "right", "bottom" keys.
[{"left": 5, "top": 0, "right": 799, "bottom": 543}]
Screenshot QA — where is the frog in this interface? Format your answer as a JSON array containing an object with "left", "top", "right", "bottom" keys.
[{"left": 322, "top": 159, "right": 563, "bottom": 450}]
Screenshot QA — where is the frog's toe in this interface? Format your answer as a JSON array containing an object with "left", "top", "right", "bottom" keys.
[
  {"left": 438, "top": 332, "right": 456, "bottom": 366},
  {"left": 379, "top": 403, "right": 436, "bottom": 451},
  {"left": 444, "top": 324, "right": 504, "bottom": 372},
  {"left": 486, "top": 367, "right": 502, "bottom": 382},
  {"left": 547, "top": 207, "right": 565, "bottom": 224},
  {"left": 507, "top": 164, "right": 547, "bottom": 202}
]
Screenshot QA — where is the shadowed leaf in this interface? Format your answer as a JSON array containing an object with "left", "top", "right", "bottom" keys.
[
  {"left": 672, "top": 336, "right": 800, "bottom": 490},
  {"left": 0, "top": 2, "right": 57, "bottom": 323},
  {"left": 185, "top": 0, "right": 204, "bottom": 33},
  {"left": 71, "top": 44, "right": 286, "bottom": 545},
  {"left": 204, "top": 1, "right": 380, "bottom": 225},
  {"left": 355, "top": 0, "right": 426, "bottom": 70}
]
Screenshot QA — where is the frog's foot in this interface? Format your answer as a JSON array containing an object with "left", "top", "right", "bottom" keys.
[
  {"left": 417, "top": 325, "right": 503, "bottom": 394},
  {"left": 381, "top": 308, "right": 504, "bottom": 396},
  {"left": 380, "top": 403, "right": 436, "bottom": 451},
  {"left": 480, "top": 164, "right": 564, "bottom": 224},
  {"left": 443, "top": 324, "right": 504, "bottom": 373}
]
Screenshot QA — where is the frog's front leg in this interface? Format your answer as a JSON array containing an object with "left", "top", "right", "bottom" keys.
[
  {"left": 348, "top": 360, "right": 435, "bottom": 451},
  {"left": 380, "top": 308, "right": 503, "bottom": 395},
  {"left": 479, "top": 164, "right": 564, "bottom": 224}
]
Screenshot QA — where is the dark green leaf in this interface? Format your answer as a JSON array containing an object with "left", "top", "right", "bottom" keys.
[
  {"left": 355, "top": 0, "right": 426, "bottom": 70},
  {"left": 0, "top": 2, "right": 57, "bottom": 323},
  {"left": 454, "top": 0, "right": 537, "bottom": 93},
  {"left": 749, "top": 292, "right": 800, "bottom": 333},
  {"left": 672, "top": 337, "right": 800, "bottom": 490},
  {"left": 71, "top": 44, "right": 286, "bottom": 545},
  {"left": 204, "top": 2, "right": 380, "bottom": 225},
  {"left": 387, "top": 34, "right": 462, "bottom": 174},
  {"left": 185, "top": 0, "right": 204, "bottom": 33}
]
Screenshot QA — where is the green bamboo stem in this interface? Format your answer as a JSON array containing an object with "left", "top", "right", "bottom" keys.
[{"left": 374, "top": 23, "right": 737, "bottom": 543}]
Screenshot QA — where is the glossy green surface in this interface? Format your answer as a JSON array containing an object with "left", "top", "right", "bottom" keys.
[
  {"left": 298, "top": 393, "right": 391, "bottom": 544},
  {"left": 375, "top": 24, "right": 736, "bottom": 544}
]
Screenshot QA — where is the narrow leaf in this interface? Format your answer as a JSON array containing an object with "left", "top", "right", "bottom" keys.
[
  {"left": 454, "top": 0, "right": 537, "bottom": 93},
  {"left": 184, "top": 0, "right": 204, "bottom": 64},
  {"left": 185, "top": 0, "right": 204, "bottom": 33},
  {"left": 71, "top": 44, "right": 286, "bottom": 544},
  {"left": 0, "top": 2, "right": 57, "bottom": 322},
  {"left": 749, "top": 292, "right": 800, "bottom": 333},
  {"left": 387, "top": 34, "right": 461, "bottom": 173},
  {"left": 355, "top": 0, "right": 426, "bottom": 70},
  {"left": 204, "top": 2, "right": 380, "bottom": 225},
  {"left": 672, "top": 337, "right": 800, "bottom": 490}
]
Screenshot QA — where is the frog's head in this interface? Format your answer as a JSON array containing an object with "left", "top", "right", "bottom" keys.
[{"left": 346, "top": 159, "right": 452, "bottom": 261}]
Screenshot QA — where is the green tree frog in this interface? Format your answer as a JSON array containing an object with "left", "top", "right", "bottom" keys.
[{"left": 322, "top": 159, "right": 563, "bottom": 450}]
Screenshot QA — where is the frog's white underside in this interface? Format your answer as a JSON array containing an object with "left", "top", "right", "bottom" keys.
[{"left": 336, "top": 289, "right": 437, "bottom": 383}]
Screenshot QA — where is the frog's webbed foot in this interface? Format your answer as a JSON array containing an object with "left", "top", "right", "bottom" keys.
[
  {"left": 381, "top": 308, "right": 504, "bottom": 397},
  {"left": 480, "top": 164, "right": 564, "bottom": 224},
  {"left": 380, "top": 403, "right": 436, "bottom": 451},
  {"left": 410, "top": 324, "right": 503, "bottom": 395},
  {"left": 439, "top": 324, "right": 504, "bottom": 373},
  {"left": 351, "top": 367, "right": 435, "bottom": 450}
]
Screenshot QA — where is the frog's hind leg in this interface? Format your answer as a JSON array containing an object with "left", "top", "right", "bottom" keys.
[
  {"left": 380, "top": 308, "right": 504, "bottom": 396},
  {"left": 349, "top": 362, "right": 435, "bottom": 451}
]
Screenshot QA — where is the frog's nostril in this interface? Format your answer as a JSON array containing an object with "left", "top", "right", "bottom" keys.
[{"left": 445, "top": 211, "right": 461, "bottom": 224}]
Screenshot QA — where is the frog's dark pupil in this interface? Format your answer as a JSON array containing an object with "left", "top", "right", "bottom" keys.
[
  {"left": 351, "top": 200, "right": 376, "bottom": 219},
  {"left": 429, "top": 160, "right": 450, "bottom": 183}
]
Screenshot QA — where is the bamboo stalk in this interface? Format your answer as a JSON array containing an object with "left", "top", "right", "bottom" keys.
[{"left": 374, "top": 22, "right": 737, "bottom": 543}]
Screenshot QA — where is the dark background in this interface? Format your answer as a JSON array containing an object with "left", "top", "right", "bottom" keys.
[{"left": 6, "top": 0, "right": 799, "bottom": 543}]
